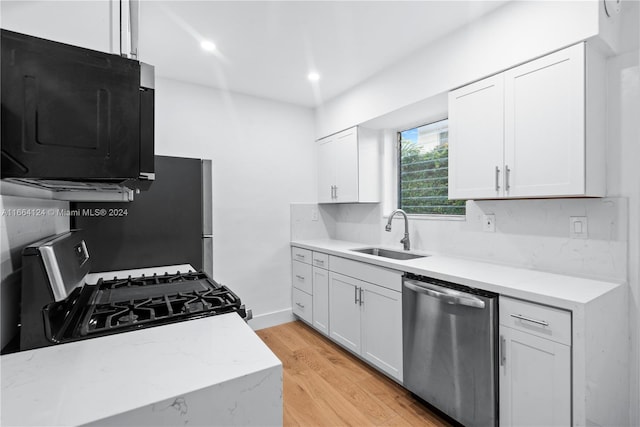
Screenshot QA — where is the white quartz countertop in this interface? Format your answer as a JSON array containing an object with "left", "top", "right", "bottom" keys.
[
  {"left": 1, "top": 313, "right": 281, "bottom": 427},
  {"left": 291, "top": 239, "right": 623, "bottom": 310}
]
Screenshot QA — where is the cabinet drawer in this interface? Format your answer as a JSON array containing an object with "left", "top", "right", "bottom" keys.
[
  {"left": 312, "top": 252, "right": 329, "bottom": 269},
  {"left": 500, "top": 296, "right": 571, "bottom": 346},
  {"left": 292, "top": 288, "right": 313, "bottom": 324},
  {"left": 292, "top": 260, "right": 313, "bottom": 294},
  {"left": 291, "top": 247, "right": 312, "bottom": 264},
  {"left": 329, "top": 255, "right": 402, "bottom": 292}
]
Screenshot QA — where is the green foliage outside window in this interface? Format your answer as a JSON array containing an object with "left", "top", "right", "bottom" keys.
[{"left": 399, "top": 121, "right": 465, "bottom": 216}]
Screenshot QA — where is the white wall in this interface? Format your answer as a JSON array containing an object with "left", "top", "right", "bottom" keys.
[
  {"left": 0, "top": 0, "right": 118, "bottom": 53},
  {"left": 607, "top": 47, "right": 640, "bottom": 426},
  {"left": 154, "top": 77, "right": 316, "bottom": 326},
  {"left": 316, "top": 0, "right": 602, "bottom": 138}
]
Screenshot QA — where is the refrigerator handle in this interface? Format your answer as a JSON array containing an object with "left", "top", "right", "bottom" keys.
[
  {"left": 202, "top": 236, "right": 213, "bottom": 277},
  {"left": 201, "top": 159, "right": 213, "bottom": 236}
]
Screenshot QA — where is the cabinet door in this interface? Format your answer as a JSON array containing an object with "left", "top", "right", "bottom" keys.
[
  {"left": 361, "top": 283, "right": 403, "bottom": 382},
  {"left": 328, "top": 272, "right": 361, "bottom": 353},
  {"left": 333, "top": 128, "right": 359, "bottom": 203},
  {"left": 500, "top": 327, "right": 571, "bottom": 427},
  {"left": 504, "top": 43, "right": 585, "bottom": 197},
  {"left": 448, "top": 74, "right": 505, "bottom": 199},
  {"left": 317, "top": 136, "right": 335, "bottom": 203},
  {"left": 1, "top": 1, "right": 119, "bottom": 54},
  {"left": 312, "top": 267, "right": 329, "bottom": 336}
]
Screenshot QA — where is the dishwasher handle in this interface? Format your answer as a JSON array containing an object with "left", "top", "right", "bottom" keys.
[{"left": 403, "top": 279, "right": 486, "bottom": 309}]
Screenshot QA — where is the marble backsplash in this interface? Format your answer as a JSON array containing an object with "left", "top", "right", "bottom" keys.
[{"left": 291, "top": 197, "right": 628, "bottom": 282}]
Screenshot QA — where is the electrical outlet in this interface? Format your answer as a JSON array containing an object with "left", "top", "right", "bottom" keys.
[
  {"left": 570, "top": 216, "right": 588, "bottom": 239},
  {"left": 311, "top": 208, "right": 319, "bottom": 221},
  {"left": 483, "top": 214, "right": 496, "bottom": 232}
]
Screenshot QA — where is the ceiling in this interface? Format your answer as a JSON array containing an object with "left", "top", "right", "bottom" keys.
[{"left": 139, "top": 1, "right": 507, "bottom": 108}]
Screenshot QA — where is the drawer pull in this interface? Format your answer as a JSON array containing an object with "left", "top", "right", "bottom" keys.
[
  {"left": 314, "top": 259, "right": 325, "bottom": 265},
  {"left": 295, "top": 254, "right": 305, "bottom": 259},
  {"left": 510, "top": 313, "right": 549, "bottom": 327},
  {"left": 295, "top": 275, "right": 305, "bottom": 281},
  {"left": 296, "top": 302, "right": 305, "bottom": 309}
]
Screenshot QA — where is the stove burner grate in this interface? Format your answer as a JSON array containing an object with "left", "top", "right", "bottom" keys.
[{"left": 77, "top": 273, "right": 244, "bottom": 337}]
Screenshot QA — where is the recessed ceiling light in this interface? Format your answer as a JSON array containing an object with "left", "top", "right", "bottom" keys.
[
  {"left": 200, "top": 40, "right": 216, "bottom": 53},
  {"left": 307, "top": 72, "right": 320, "bottom": 82}
]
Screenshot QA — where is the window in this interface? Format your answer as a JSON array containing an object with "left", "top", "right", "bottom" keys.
[{"left": 398, "top": 119, "right": 465, "bottom": 216}]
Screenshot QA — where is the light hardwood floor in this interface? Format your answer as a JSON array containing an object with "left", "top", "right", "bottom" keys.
[{"left": 256, "top": 321, "right": 452, "bottom": 427}]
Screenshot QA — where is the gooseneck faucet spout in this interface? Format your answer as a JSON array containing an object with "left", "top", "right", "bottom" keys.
[{"left": 385, "top": 209, "right": 410, "bottom": 251}]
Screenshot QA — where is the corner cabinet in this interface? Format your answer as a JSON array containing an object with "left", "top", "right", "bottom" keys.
[
  {"left": 317, "top": 126, "right": 380, "bottom": 203},
  {"left": 449, "top": 42, "right": 606, "bottom": 199},
  {"left": 499, "top": 296, "right": 571, "bottom": 427}
]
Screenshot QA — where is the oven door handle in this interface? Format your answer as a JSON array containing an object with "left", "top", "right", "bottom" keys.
[{"left": 403, "top": 279, "right": 485, "bottom": 309}]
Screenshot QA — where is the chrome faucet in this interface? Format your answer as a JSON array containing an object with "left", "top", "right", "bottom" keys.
[{"left": 385, "top": 209, "right": 410, "bottom": 251}]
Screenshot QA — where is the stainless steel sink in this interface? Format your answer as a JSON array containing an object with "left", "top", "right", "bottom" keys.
[{"left": 351, "top": 247, "right": 427, "bottom": 260}]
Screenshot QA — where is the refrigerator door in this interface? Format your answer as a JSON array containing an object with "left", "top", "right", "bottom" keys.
[{"left": 72, "top": 156, "right": 208, "bottom": 273}]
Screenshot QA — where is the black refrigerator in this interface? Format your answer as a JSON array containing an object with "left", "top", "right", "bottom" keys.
[{"left": 72, "top": 155, "right": 213, "bottom": 275}]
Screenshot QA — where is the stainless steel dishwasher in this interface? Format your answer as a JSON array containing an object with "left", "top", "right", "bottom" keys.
[{"left": 403, "top": 273, "right": 498, "bottom": 427}]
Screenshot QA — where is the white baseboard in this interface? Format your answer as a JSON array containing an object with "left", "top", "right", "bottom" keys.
[{"left": 248, "top": 308, "right": 295, "bottom": 331}]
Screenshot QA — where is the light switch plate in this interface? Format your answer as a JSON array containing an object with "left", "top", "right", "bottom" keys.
[
  {"left": 483, "top": 214, "right": 496, "bottom": 232},
  {"left": 570, "top": 216, "right": 588, "bottom": 239}
]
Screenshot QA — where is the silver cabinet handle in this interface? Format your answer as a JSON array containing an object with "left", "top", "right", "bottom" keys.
[
  {"left": 354, "top": 286, "right": 358, "bottom": 304},
  {"left": 505, "top": 165, "right": 511, "bottom": 191},
  {"left": 500, "top": 335, "right": 506, "bottom": 366},
  {"left": 403, "top": 279, "right": 485, "bottom": 309},
  {"left": 510, "top": 313, "right": 549, "bottom": 327},
  {"left": 359, "top": 287, "right": 364, "bottom": 306},
  {"left": 296, "top": 302, "right": 305, "bottom": 309},
  {"left": 295, "top": 254, "right": 305, "bottom": 260},
  {"left": 295, "top": 275, "right": 305, "bottom": 281},
  {"left": 495, "top": 166, "right": 501, "bottom": 192},
  {"left": 334, "top": 186, "right": 338, "bottom": 199},
  {"left": 314, "top": 259, "right": 325, "bottom": 265}
]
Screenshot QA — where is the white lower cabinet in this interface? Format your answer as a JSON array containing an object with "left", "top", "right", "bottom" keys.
[
  {"left": 360, "top": 280, "right": 402, "bottom": 381},
  {"left": 499, "top": 296, "right": 571, "bottom": 427},
  {"left": 291, "top": 246, "right": 401, "bottom": 382},
  {"left": 329, "top": 270, "right": 403, "bottom": 382},
  {"left": 312, "top": 266, "right": 329, "bottom": 336},
  {"left": 328, "top": 272, "right": 362, "bottom": 353}
]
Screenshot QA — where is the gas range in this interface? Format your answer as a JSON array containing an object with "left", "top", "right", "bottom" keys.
[{"left": 19, "top": 231, "right": 248, "bottom": 351}]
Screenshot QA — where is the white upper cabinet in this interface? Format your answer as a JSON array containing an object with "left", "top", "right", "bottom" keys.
[
  {"left": 504, "top": 44, "right": 585, "bottom": 197},
  {"left": 449, "top": 42, "right": 605, "bottom": 200},
  {"left": 1, "top": 1, "right": 120, "bottom": 54},
  {"left": 317, "top": 126, "right": 380, "bottom": 204},
  {"left": 449, "top": 74, "right": 505, "bottom": 199}
]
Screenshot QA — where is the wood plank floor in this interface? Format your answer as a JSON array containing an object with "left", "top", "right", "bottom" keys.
[{"left": 256, "top": 321, "right": 452, "bottom": 427}]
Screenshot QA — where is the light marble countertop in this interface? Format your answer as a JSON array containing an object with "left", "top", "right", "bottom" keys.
[
  {"left": 1, "top": 313, "right": 281, "bottom": 426},
  {"left": 291, "top": 238, "right": 623, "bottom": 310}
]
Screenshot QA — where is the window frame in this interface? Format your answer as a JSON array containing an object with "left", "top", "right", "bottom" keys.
[{"left": 396, "top": 119, "right": 466, "bottom": 219}]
